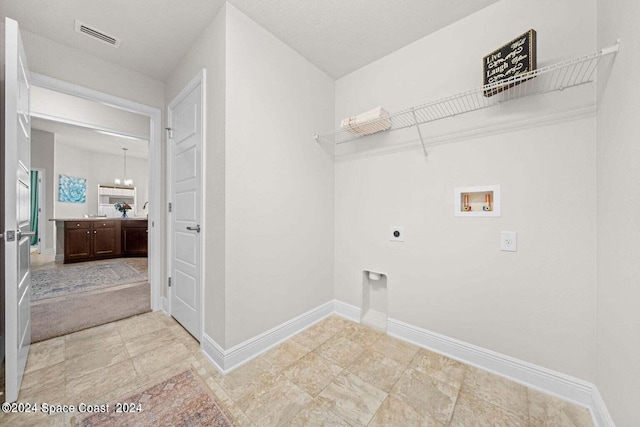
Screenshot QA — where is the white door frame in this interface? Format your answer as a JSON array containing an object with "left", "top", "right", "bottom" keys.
[
  {"left": 29, "top": 73, "right": 163, "bottom": 311},
  {"left": 166, "top": 69, "right": 206, "bottom": 340},
  {"left": 30, "top": 168, "right": 45, "bottom": 254}
]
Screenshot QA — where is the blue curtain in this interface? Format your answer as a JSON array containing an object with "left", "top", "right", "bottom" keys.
[{"left": 30, "top": 171, "right": 39, "bottom": 246}]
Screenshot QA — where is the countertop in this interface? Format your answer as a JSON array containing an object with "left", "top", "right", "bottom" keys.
[{"left": 49, "top": 217, "right": 148, "bottom": 222}]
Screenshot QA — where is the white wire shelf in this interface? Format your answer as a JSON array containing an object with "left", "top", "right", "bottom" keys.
[{"left": 314, "top": 43, "right": 619, "bottom": 157}]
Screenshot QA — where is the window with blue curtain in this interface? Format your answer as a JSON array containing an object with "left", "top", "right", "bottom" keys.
[{"left": 30, "top": 170, "right": 39, "bottom": 246}]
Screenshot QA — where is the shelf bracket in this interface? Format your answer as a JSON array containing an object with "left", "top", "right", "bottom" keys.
[
  {"left": 411, "top": 108, "right": 428, "bottom": 158},
  {"left": 314, "top": 135, "right": 335, "bottom": 159}
]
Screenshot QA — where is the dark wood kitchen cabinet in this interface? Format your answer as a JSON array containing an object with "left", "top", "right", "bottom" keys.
[
  {"left": 64, "top": 221, "right": 92, "bottom": 262},
  {"left": 122, "top": 220, "right": 148, "bottom": 257},
  {"left": 92, "top": 221, "right": 120, "bottom": 257},
  {"left": 63, "top": 220, "right": 121, "bottom": 263}
]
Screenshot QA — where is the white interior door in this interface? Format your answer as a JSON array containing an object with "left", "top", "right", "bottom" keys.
[
  {"left": 4, "top": 17, "right": 32, "bottom": 403},
  {"left": 168, "top": 76, "right": 203, "bottom": 341}
]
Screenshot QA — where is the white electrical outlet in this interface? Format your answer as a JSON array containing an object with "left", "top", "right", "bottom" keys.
[
  {"left": 501, "top": 231, "right": 517, "bottom": 252},
  {"left": 390, "top": 226, "right": 404, "bottom": 242}
]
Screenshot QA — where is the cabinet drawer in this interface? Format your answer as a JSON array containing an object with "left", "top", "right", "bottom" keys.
[
  {"left": 93, "top": 221, "right": 116, "bottom": 228},
  {"left": 65, "top": 221, "right": 91, "bottom": 230},
  {"left": 122, "top": 220, "right": 148, "bottom": 228}
]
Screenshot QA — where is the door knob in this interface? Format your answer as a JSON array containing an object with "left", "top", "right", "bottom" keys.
[
  {"left": 186, "top": 225, "right": 201, "bottom": 233},
  {"left": 16, "top": 230, "right": 36, "bottom": 239}
]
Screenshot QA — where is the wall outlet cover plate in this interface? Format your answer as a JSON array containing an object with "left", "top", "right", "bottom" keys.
[{"left": 501, "top": 231, "right": 517, "bottom": 252}]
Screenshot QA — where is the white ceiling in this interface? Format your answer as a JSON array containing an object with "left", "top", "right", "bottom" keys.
[
  {"left": 5, "top": 0, "right": 499, "bottom": 80},
  {"left": 32, "top": 118, "right": 149, "bottom": 159}
]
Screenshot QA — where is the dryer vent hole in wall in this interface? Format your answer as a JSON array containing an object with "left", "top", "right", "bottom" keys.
[
  {"left": 362, "top": 271, "right": 388, "bottom": 331},
  {"left": 390, "top": 226, "right": 404, "bottom": 242}
]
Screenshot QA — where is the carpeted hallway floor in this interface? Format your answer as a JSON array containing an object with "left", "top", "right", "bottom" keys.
[{"left": 30, "top": 254, "right": 151, "bottom": 342}]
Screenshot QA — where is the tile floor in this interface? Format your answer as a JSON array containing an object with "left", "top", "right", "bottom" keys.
[{"left": 1, "top": 313, "right": 593, "bottom": 426}]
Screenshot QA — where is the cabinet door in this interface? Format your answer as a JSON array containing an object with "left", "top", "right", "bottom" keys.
[
  {"left": 65, "top": 228, "right": 91, "bottom": 261},
  {"left": 123, "top": 227, "right": 148, "bottom": 256},
  {"left": 93, "top": 226, "right": 117, "bottom": 256}
]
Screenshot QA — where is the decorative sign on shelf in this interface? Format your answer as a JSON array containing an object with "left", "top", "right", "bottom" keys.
[{"left": 483, "top": 29, "right": 537, "bottom": 97}]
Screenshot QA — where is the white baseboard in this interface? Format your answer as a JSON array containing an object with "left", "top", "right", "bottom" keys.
[
  {"left": 333, "top": 300, "right": 360, "bottom": 322},
  {"left": 40, "top": 248, "right": 54, "bottom": 255},
  {"left": 590, "top": 387, "right": 615, "bottom": 427},
  {"left": 201, "top": 333, "right": 226, "bottom": 373},
  {"left": 201, "top": 300, "right": 334, "bottom": 374},
  {"left": 199, "top": 299, "right": 614, "bottom": 426},
  {"left": 385, "top": 317, "right": 615, "bottom": 427},
  {"left": 387, "top": 318, "right": 592, "bottom": 404}
]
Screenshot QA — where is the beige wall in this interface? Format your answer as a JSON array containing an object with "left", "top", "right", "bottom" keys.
[
  {"left": 53, "top": 142, "right": 148, "bottom": 220},
  {"left": 164, "top": 4, "right": 228, "bottom": 345},
  {"left": 22, "top": 30, "right": 164, "bottom": 109},
  {"left": 31, "top": 129, "right": 55, "bottom": 252},
  {"left": 596, "top": 0, "right": 640, "bottom": 424},
  {"left": 31, "top": 86, "right": 150, "bottom": 138},
  {"left": 334, "top": 0, "right": 598, "bottom": 381},
  {"left": 165, "top": 3, "right": 335, "bottom": 349},
  {"left": 224, "top": 4, "right": 334, "bottom": 347}
]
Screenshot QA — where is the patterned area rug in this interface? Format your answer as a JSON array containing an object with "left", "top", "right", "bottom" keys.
[
  {"left": 31, "top": 259, "right": 146, "bottom": 301},
  {"left": 75, "top": 369, "right": 237, "bottom": 427}
]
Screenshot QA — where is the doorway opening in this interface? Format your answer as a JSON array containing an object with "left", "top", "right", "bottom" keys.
[{"left": 29, "top": 73, "right": 163, "bottom": 315}]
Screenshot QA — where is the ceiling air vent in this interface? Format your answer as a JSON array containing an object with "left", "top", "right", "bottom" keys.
[{"left": 74, "top": 20, "right": 121, "bottom": 47}]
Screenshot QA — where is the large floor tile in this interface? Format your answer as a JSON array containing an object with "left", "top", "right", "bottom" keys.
[
  {"left": 451, "top": 391, "right": 528, "bottom": 427},
  {"left": 318, "top": 371, "right": 387, "bottom": 426},
  {"left": 19, "top": 362, "right": 66, "bottom": 403},
  {"left": 282, "top": 351, "right": 344, "bottom": 397},
  {"left": 117, "top": 313, "right": 166, "bottom": 341},
  {"left": 24, "top": 336, "right": 65, "bottom": 373},
  {"left": 237, "top": 378, "right": 312, "bottom": 427},
  {"left": 462, "top": 365, "right": 529, "bottom": 418},
  {"left": 291, "top": 319, "right": 341, "bottom": 350},
  {"left": 64, "top": 322, "right": 121, "bottom": 359},
  {"left": 65, "top": 341, "right": 130, "bottom": 381},
  {"left": 215, "top": 358, "right": 281, "bottom": 402},
  {"left": 369, "top": 395, "right": 442, "bottom": 427},
  {"left": 372, "top": 334, "right": 420, "bottom": 365},
  {"left": 391, "top": 367, "right": 460, "bottom": 424},
  {"left": 528, "top": 388, "right": 593, "bottom": 426},
  {"left": 341, "top": 323, "right": 385, "bottom": 347},
  {"left": 286, "top": 397, "right": 351, "bottom": 426},
  {"left": 314, "top": 335, "right": 365, "bottom": 368},
  {"left": 259, "top": 339, "right": 310, "bottom": 372},
  {"left": 130, "top": 340, "right": 192, "bottom": 377},
  {"left": 347, "top": 349, "right": 406, "bottom": 392},
  {"left": 65, "top": 359, "right": 139, "bottom": 404},
  {"left": 121, "top": 326, "right": 179, "bottom": 357},
  {"left": 410, "top": 348, "right": 467, "bottom": 388}
]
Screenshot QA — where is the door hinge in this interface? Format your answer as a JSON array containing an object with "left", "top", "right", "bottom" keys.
[
  {"left": 168, "top": 202, "right": 172, "bottom": 213},
  {"left": 168, "top": 277, "right": 172, "bottom": 287},
  {"left": 165, "top": 127, "right": 174, "bottom": 139}
]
